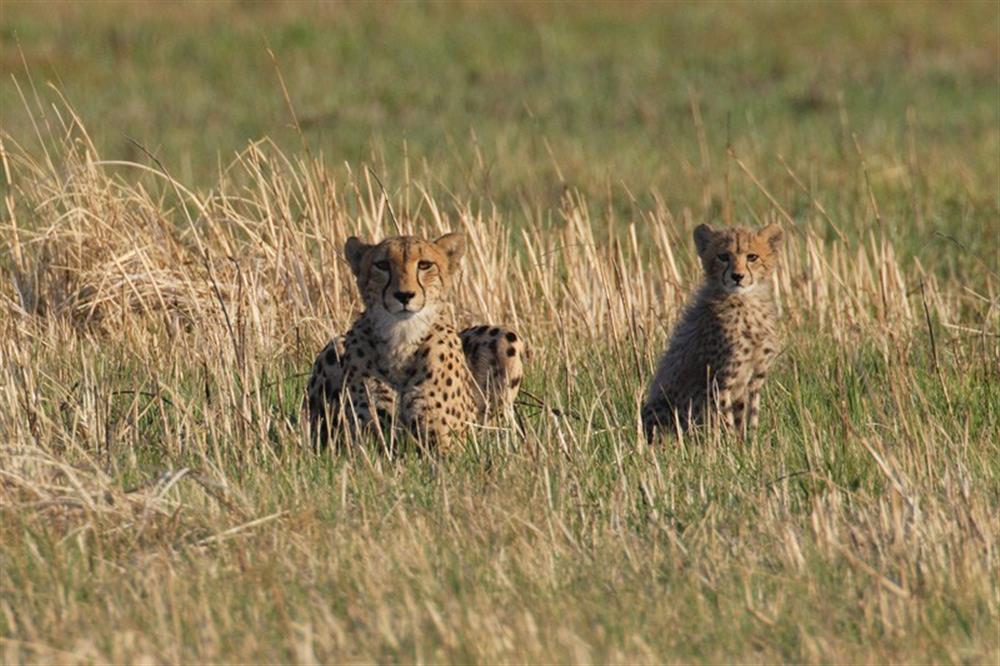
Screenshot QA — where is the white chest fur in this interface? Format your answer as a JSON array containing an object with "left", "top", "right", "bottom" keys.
[{"left": 369, "top": 306, "right": 440, "bottom": 382}]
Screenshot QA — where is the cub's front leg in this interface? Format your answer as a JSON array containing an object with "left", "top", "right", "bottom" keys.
[
  {"left": 712, "top": 359, "right": 754, "bottom": 437},
  {"left": 745, "top": 347, "right": 778, "bottom": 433}
]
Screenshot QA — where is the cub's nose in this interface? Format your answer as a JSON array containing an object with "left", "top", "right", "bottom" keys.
[
  {"left": 731, "top": 273, "right": 745, "bottom": 284},
  {"left": 394, "top": 291, "right": 416, "bottom": 305}
]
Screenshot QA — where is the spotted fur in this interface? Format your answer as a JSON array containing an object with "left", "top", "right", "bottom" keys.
[
  {"left": 642, "top": 223, "right": 783, "bottom": 441},
  {"left": 307, "top": 233, "right": 525, "bottom": 452}
]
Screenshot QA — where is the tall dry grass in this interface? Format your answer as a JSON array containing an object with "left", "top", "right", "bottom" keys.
[{"left": 1, "top": 88, "right": 998, "bottom": 663}]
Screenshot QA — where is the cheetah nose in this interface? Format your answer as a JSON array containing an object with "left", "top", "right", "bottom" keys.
[
  {"left": 731, "top": 273, "right": 745, "bottom": 284},
  {"left": 394, "top": 291, "right": 416, "bottom": 305}
]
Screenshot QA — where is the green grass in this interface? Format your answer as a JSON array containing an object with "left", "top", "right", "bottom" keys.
[
  {"left": 1, "top": 1, "right": 999, "bottom": 663},
  {"left": 3, "top": 332, "right": 997, "bottom": 662},
  {"left": 3, "top": 2, "right": 997, "bottom": 262}
]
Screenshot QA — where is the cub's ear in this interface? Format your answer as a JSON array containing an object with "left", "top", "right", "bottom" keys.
[
  {"left": 757, "top": 223, "right": 783, "bottom": 252},
  {"left": 693, "top": 224, "right": 716, "bottom": 255},
  {"left": 434, "top": 232, "right": 466, "bottom": 269},
  {"left": 344, "top": 237, "right": 372, "bottom": 276}
]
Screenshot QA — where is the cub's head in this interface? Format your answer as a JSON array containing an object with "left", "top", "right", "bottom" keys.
[
  {"left": 344, "top": 232, "right": 465, "bottom": 319},
  {"left": 693, "top": 223, "right": 783, "bottom": 294}
]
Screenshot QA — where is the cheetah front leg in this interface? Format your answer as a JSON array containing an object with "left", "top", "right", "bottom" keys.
[
  {"left": 459, "top": 325, "right": 526, "bottom": 419},
  {"left": 307, "top": 338, "right": 348, "bottom": 449},
  {"left": 306, "top": 337, "right": 395, "bottom": 449},
  {"left": 344, "top": 375, "right": 397, "bottom": 442},
  {"left": 745, "top": 355, "right": 777, "bottom": 434},
  {"left": 746, "top": 379, "right": 763, "bottom": 433},
  {"left": 712, "top": 364, "right": 753, "bottom": 437},
  {"left": 398, "top": 350, "right": 476, "bottom": 455},
  {"left": 713, "top": 378, "right": 736, "bottom": 434}
]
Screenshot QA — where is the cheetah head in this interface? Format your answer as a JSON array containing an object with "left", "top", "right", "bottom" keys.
[
  {"left": 694, "top": 223, "right": 783, "bottom": 294},
  {"left": 344, "top": 232, "right": 465, "bottom": 322}
]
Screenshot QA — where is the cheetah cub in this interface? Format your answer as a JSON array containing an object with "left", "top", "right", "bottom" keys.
[
  {"left": 642, "top": 223, "right": 783, "bottom": 441},
  {"left": 307, "top": 233, "right": 525, "bottom": 452}
]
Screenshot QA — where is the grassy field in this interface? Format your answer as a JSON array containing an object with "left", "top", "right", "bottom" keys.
[{"left": 2, "top": 1, "right": 998, "bottom": 663}]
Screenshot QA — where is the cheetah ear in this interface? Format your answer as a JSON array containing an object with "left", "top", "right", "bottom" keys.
[
  {"left": 757, "top": 223, "right": 783, "bottom": 252},
  {"left": 434, "top": 232, "right": 466, "bottom": 269},
  {"left": 693, "top": 224, "right": 716, "bottom": 255},
  {"left": 344, "top": 237, "right": 372, "bottom": 276}
]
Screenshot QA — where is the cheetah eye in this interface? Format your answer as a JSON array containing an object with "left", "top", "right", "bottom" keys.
[
  {"left": 716, "top": 253, "right": 731, "bottom": 263},
  {"left": 747, "top": 254, "right": 759, "bottom": 262},
  {"left": 374, "top": 260, "right": 391, "bottom": 272},
  {"left": 417, "top": 260, "right": 434, "bottom": 271}
]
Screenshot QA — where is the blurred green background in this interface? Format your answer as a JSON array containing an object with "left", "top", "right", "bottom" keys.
[{"left": 2, "top": 1, "right": 997, "bottom": 261}]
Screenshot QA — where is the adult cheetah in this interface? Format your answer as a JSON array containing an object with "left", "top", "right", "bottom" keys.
[
  {"left": 642, "top": 223, "right": 783, "bottom": 441},
  {"left": 307, "top": 232, "right": 525, "bottom": 452}
]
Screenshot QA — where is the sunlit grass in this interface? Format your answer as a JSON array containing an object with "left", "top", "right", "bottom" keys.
[{"left": 1, "top": 2, "right": 998, "bottom": 663}]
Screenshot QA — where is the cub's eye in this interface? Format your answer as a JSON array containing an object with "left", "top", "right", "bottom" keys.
[
  {"left": 716, "top": 253, "right": 731, "bottom": 263},
  {"left": 374, "top": 260, "right": 391, "bottom": 272},
  {"left": 747, "top": 253, "right": 759, "bottom": 262},
  {"left": 417, "top": 260, "right": 435, "bottom": 271}
]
